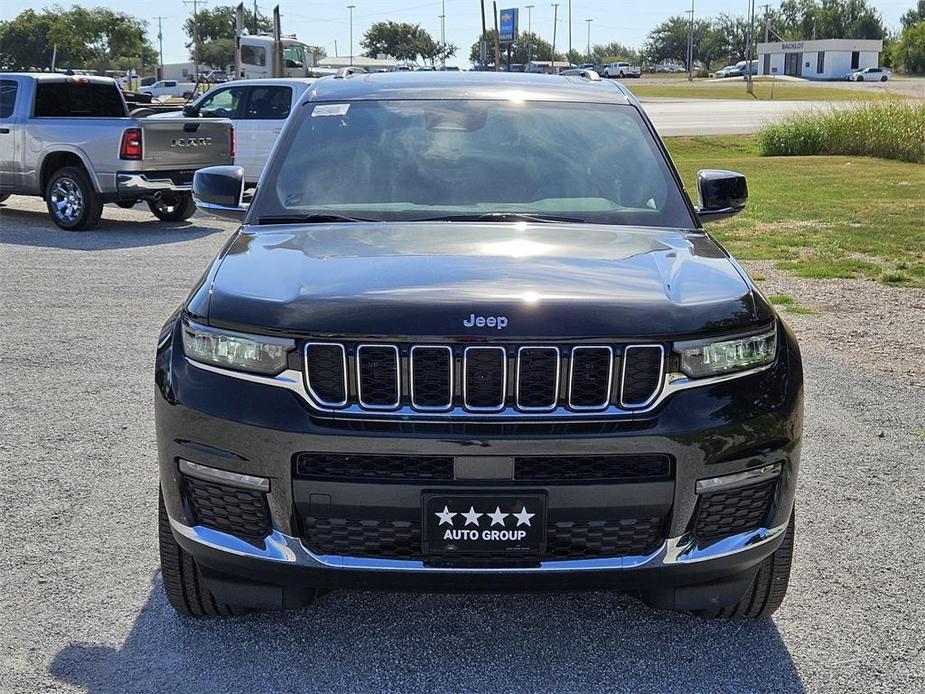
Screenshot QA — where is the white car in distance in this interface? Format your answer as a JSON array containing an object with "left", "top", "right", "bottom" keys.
[{"left": 846, "top": 67, "right": 891, "bottom": 82}]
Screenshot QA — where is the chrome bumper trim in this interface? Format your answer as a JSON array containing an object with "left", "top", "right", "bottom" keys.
[
  {"left": 695, "top": 462, "right": 782, "bottom": 494},
  {"left": 117, "top": 173, "right": 190, "bottom": 194},
  {"left": 169, "top": 516, "right": 789, "bottom": 574},
  {"left": 178, "top": 458, "right": 271, "bottom": 492}
]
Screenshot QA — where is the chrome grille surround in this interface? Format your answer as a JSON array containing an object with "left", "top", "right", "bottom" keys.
[
  {"left": 409, "top": 345, "right": 454, "bottom": 411},
  {"left": 206, "top": 340, "right": 679, "bottom": 418},
  {"left": 515, "top": 346, "right": 561, "bottom": 412},
  {"left": 462, "top": 345, "right": 508, "bottom": 412},
  {"left": 620, "top": 344, "right": 666, "bottom": 409},
  {"left": 567, "top": 346, "right": 614, "bottom": 411},
  {"left": 303, "top": 342, "right": 348, "bottom": 407},
  {"left": 355, "top": 344, "right": 400, "bottom": 410}
]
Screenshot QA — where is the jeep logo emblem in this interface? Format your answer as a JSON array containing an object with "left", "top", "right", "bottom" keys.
[
  {"left": 463, "top": 313, "right": 508, "bottom": 329},
  {"left": 170, "top": 137, "right": 213, "bottom": 147}
]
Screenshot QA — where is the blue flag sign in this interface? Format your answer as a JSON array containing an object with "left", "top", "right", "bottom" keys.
[{"left": 499, "top": 8, "right": 518, "bottom": 42}]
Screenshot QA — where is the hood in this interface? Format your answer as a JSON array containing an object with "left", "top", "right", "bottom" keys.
[{"left": 203, "top": 222, "right": 759, "bottom": 339}]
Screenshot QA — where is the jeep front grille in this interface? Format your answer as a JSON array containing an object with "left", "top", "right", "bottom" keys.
[{"left": 300, "top": 341, "right": 665, "bottom": 417}]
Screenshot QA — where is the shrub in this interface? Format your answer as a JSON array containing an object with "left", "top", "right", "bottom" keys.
[{"left": 757, "top": 101, "right": 925, "bottom": 163}]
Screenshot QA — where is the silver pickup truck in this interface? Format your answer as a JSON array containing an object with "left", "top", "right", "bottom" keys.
[{"left": 0, "top": 73, "right": 233, "bottom": 230}]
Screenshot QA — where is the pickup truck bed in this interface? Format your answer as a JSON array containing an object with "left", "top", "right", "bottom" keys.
[{"left": 0, "top": 73, "right": 233, "bottom": 230}]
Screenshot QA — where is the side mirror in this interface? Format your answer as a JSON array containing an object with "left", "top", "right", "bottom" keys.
[
  {"left": 696, "top": 169, "right": 747, "bottom": 222},
  {"left": 192, "top": 166, "right": 248, "bottom": 221},
  {"left": 182, "top": 103, "right": 199, "bottom": 117}
]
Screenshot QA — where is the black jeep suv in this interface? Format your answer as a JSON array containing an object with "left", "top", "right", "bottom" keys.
[{"left": 155, "top": 73, "right": 802, "bottom": 618}]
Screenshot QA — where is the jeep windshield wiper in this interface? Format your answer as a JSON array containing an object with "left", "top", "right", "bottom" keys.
[
  {"left": 256, "top": 213, "right": 377, "bottom": 225},
  {"left": 413, "top": 212, "right": 587, "bottom": 223}
]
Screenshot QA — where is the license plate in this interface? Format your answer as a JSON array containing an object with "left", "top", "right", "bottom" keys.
[{"left": 423, "top": 494, "right": 546, "bottom": 554}]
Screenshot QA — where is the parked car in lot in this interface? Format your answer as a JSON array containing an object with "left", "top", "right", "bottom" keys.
[
  {"left": 846, "top": 67, "right": 890, "bottom": 81},
  {"left": 0, "top": 74, "right": 233, "bottom": 230},
  {"left": 139, "top": 79, "right": 196, "bottom": 100},
  {"left": 602, "top": 62, "right": 641, "bottom": 78},
  {"left": 150, "top": 77, "right": 314, "bottom": 185},
  {"left": 714, "top": 64, "right": 743, "bottom": 78},
  {"left": 155, "top": 72, "right": 803, "bottom": 620}
]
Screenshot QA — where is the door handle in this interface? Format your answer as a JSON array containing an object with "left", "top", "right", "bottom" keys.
[{"left": 0, "top": 128, "right": 10, "bottom": 134}]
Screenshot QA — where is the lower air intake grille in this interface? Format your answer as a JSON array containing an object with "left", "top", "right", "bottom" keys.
[
  {"left": 514, "top": 454, "right": 672, "bottom": 482},
  {"left": 294, "top": 453, "right": 455, "bottom": 481},
  {"left": 621, "top": 346, "right": 664, "bottom": 407},
  {"left": 183, "top": 475, "right": 270, "bottom": 538},
  {"left": 301, "top": 516, "right": 665, "bottom": 561},
  {"left": 693, "top": 479, "right": 777, "bottom": 541}
]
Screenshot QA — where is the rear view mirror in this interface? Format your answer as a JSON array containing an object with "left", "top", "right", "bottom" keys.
[
  {"left": 696, "top": 169, "right": 747, "bottom": 222},
  {"left": 192, "top": 166, "right": 248, "bottom": 221}
]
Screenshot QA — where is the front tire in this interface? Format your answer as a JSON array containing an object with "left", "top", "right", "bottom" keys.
[
  {"left": 147, "top": 193, "right": 197, "bottom": 222},
  {"left": 857, "top": 75, "right": 864, "bottom": 82},
  {"left": 158, "top": 489, "right": 249, "bottom": 617},
  {"left": 45, "top": 166, "right": 103, "bottom": 231},
  {"left": 693, "top": 510, "right": 795, "bottom": 619},
  {"left": 880, "top": 75, "right": 887, "bottom": 82}
]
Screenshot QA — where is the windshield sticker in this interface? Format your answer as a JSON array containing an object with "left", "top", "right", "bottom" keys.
[{"left": 312, "top": 103, "right": 350, "bottom": 117}]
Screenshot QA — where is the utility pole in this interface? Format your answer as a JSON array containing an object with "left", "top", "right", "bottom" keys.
[
  {"left": 760, "top": 3, "right": 770, "bottom": 43},
  {"left": 492, "top": 1, "right": 502, "bottom": 70},
  {"left": 585, "top": 18, "right": 592, "bottom": 63},
  {"left": 183, "top": 0, "right": 207, "bottom": 80},
  {"left": 439, "top": 0, "right": 446, "bottom": 68},
  {"left": 155, "top": 16, "right": 166, "bottom": 77},
  {"left": 567, "top": 0, "right": 572, "bottom": 67},
  {"left": 253, "top": 0, "right": 258, "bottom": 34},
  {"left": 479, "top": 0, "right": 487, "bottom": 69},
  {"left": 347, "top": 4, "right": 355, "bottom": 67},
  {"left": 525, "top": 4, "right": 534, "bottom": 65},
  {"left": 686, "top": 0, "right": 694, "bottom": 82},
  {"left": 745, "top": 0, "right": 755, "bottom": 95},
  {"left": 551, "top": 3, "right": 559, "bottom": 73}
]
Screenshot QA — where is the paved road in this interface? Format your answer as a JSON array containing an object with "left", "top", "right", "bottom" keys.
[
  {"left": 1, "top": 199, "right": 923, "bottom": 693},
  {"left": 640, "top": 99, "right": 830, "bottom": 136}
]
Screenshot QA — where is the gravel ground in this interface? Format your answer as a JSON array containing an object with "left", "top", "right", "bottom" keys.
[{"left": 1, "top": 197, "right": 923, "bottom": 693}]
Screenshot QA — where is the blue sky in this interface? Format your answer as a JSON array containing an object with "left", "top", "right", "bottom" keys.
[{"left": 0, "top": 0, "right": 912, "bottom": 65}]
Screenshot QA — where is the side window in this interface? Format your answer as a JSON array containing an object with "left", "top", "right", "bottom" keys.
[
  {"left": 165, "top": 81, "right": 177, "bottom": 87},
  {"left": 0, "top": 80, "right": 18, "bottom": 118},
  {"left": 244, "top": 86, "right": 292, "bottom": 120},
  {"left": 197, "top": 86, "right": 247, "bottom": 118},
  {"left": 283, "top": 45, "right": 304, "bottom": 69},
  {"left": 241, "top": 45, "right": 267, "bottom": 67}
]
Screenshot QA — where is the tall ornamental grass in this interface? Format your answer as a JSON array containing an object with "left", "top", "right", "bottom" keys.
[{"left": 757, "top": 101, "right": 925, "bottom": 163}]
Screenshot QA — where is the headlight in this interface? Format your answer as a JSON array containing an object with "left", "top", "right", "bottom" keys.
[
  {"left": 181, "top": 320, "right": 294, "bottom": 375},
  {"left": 675, "top": 326, "right": 777, "bottom": 378}
]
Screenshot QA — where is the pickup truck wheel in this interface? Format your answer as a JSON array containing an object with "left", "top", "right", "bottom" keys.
[
  {"left": 158, "top": 489, "right": 249, "bottom": 617},
  {"left": 692, "top": 509, "right": 795, "bottom": 619},
  {"left": 148, "top": 193, "right": 197, "bottom": 222},
  {"left": 45, "top": 166, "right": 103, "bottom": 231}
]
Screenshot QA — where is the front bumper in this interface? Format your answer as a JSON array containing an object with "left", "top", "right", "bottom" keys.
[{"left": 155, "top": 320, "right": 802, "bottom": 606}]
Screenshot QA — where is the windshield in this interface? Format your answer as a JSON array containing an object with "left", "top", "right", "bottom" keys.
[{"left": 254, "top": 99, "right": 694, "bottom": 227}]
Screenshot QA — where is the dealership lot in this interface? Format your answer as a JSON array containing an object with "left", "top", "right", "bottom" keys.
[{"left": 1, "top": 199, "right": 923, "bottom": 692}]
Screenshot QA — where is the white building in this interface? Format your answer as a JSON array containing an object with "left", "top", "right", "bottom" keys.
[{"left": 756, "top": 39, "right": 882, "bottom": 80}]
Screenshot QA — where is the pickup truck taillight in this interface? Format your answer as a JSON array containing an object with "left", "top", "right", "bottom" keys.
[
  {"left": 120, "top": 128, "right": 142, "bottom": 160},
  {"left": 230, "top": 126, "right": 236, "bottom": 158}
]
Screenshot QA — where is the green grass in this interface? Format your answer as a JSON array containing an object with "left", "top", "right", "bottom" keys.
[
  {"left": 629, "top": 80, "right": 899, "bottom": 101},
  {"left": 666, "top": 135, "right": 925, "bottom": 287},
  {"left": 758, "top": 101, "right": 925, "bottom": 163},
  {"left": 767, "top": 293, "right": 796, "bottom": 305}
]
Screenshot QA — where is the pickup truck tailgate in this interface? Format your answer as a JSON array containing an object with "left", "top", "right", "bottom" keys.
[{"left": 140, "top": 118, "right": 233, "bottom": 170}]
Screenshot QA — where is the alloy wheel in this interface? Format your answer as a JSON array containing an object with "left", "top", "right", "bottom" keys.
[{"left": 50, "top": 177, "right": 84, "bottom": 224}]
